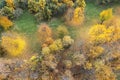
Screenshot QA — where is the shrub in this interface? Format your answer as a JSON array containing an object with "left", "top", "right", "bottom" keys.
[
  {"left": 28, "top": 0, "right": 40, "bottom": 13},
  {"left": 37, "top": 23, "right": 52, "bottom": 45},
  {"left": 49, "top": 39, "right": 63, "bottom": 53},
  {"left": 63, "top": 60, "right": 72, "bottom": 68},
  {"left": 100, "top": 8, "right": 113, "bottom": 23},
  {"left": 64, "top": 7, "right": 84, "bottom": 26},
  {"left": 49, "top": 43, "right": 59, "bottom": 53},
  {"left": 88, "top": 46, "right": 104, "bottom": 58},
  {"left": 42, "top": 47, "right": 50, "bottom": 55},
  {"left": 71, "top": 7, "right": 84, "bottom": 26},
  {"left": 84, "top": 61, "right": 92, "bottom": 70},
  {"left": 95, "top": 62, "right": 116, "bottom": 80},
  {"left": 56, "top": 25, "right": 69, "bottom": 38},
  {"left": 89, "top": 24, "right": 111, "bottom": 44},
  {"left": 0, "top": 16, "right": 13, "bottom": 30},
  {"left": 1, "top": 32, "right": 26, "bottom": 56},
  {"left": 0, "top": 6, "right": 15, "bottom": 19},
  {"left": 63, "top": 36, "right": 74, "bottom": 48},
  {"left": 103, "top": 17, "right": 120, "bottom": 42},
  {"left": 5, "top": 0, "right": 15, "bottom": 9},
  {"left": 72, "top": 53, "right": 86, "bottom": 66},
  {"left": 89, "top": 24, "right": 120, "bottom": 44},
  {"left": 44, "top": 37, "right": 54, "bottom": 45}
]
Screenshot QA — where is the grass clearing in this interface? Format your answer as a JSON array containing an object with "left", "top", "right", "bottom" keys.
[{"left": 14, "top": 11, "right": 37, "bottom": 35}]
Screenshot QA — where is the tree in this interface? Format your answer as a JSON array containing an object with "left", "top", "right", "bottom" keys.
[
  {"left": 100, "top": 8, "right": 113, "bottom": 23},
  {"left": 1, "top": 32, "right": 26, "bottom": 56},
  {"left": 37, "top": 23, "right": 53, "bottom": 46}
]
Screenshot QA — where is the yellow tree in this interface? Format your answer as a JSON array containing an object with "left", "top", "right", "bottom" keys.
[
  {"left": 100, "top": 8, "right": 113, "bottom": 23},
  {"left": 1, "top": 32, "right": 26, "bottom": 56},
  {"left": 72, "top": 7, "right": 84, "bottom": 26}
]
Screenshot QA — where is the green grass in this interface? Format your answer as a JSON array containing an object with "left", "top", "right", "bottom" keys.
[{"left": 14, "top": 11, "right": 37, "bottom": 35}]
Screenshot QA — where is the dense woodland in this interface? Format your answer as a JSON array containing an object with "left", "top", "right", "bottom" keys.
[{"left": 0, "top": 0, "right": 120, "bottom": 80}]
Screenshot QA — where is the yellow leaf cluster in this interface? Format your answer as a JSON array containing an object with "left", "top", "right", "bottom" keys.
[
  {"left": 100, "top": 8, "right": 113, "bottom": 22},
  {"left": 0, "top": 16, "right": 13, "bottom": 30},
  {"left": 1, "top": 32, "right": 26, "bottom": 56}
]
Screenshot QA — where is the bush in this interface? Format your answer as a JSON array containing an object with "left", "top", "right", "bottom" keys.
[
  {"left": 95, "top": 63, "right": 116, "bottom": 80},
  {"left": 71, "top": 7, "right": 84, "bottom": 26},
  {"left": 1, "top": 32, "right": 26, "bottom": 56},
  {"left": 56, "top": 25, "right": 69, "bottom": 38},
  {"left": 37, "top": 23, "right": 52, "bottom": 45},
  {"left": 42, "top": 47, "right": 50, "bottom": 55},
  {"left": 89, "top": 24, "right": 120, "bottom": 44},
  {"left": 88, "top": 46, "right": 104, "bottom": 58},
  {"left": 0, "top": 6, "right": 15, "bottom": 19},
  {"left": 28, "top": 0, "right": 40, "bottom": 13},
  {"left": 100, "top": 8, "right": 113, "bottom": 23},
  {"left": 5, "top": 0, "right": 15, "bottom": 8},
  {"left": 63, "top": 36, "right": 74, "bottom": 48},
  {"left": 49, "top": 39, "right": 63, "bottom": 53},
  {"left": 64, "top": 7, "right": 85, "bottom": 26},
  {"left": 89, "top": 24, "right": 110, "bottom": 44},
  {"left": 0, "top": 16, "right": 13, "bottom": 30}
]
